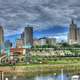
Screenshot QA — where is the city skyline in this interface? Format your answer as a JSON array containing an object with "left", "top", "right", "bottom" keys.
[
  {"left": 3, "top": 20, "right": 78, "bottom": 47},
  {"left": 0, "top": 1, "right": 80, "bottom": 79},
  {"left": 1, "top": 0, "right": 80, "bottom": 44},
  {"left": 5, "top": 25, "right": 66, "bottom": 47},
  {"left": 5, "top": 25, "right": 68, "bottom": 41}
]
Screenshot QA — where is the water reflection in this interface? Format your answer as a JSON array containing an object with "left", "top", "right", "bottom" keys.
[
  {"left": 1, "top": 69, "right": 80, "bottom": 80},
  {"left": 0, "top": 73, "right": 72, "bottom": 80}
]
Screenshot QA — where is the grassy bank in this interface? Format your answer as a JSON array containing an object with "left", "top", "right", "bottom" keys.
[
  {"left": 1, "top": 63, "right": 80, "bottom": 77},
  {"left": 0, "top": 57, "right": 80, "bottom": 77},
  {"left": 0, "top": 63, "right": 80, "bottom": 72}
]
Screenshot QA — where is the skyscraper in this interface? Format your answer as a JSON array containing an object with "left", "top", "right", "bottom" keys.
[
  {"left": 21, "top": 32, "right": 24, "bottom": 41},
  {"left": 77, "top": 28, "right": 80, "bottom": 44},
  {"left": 23, "top": 26, "right": 33, "bottom": 48},
  {"left": 4, "top": 40, "right": 12, "bottom": 48},
  {"left": 0, "top": 26, "right": 4, "bottom": 47},
  {"left": 68, "top": 19, "right": 77, "bottom": 44}
]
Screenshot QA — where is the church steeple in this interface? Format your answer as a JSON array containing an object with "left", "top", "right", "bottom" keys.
[{"left": 71, "top": 19, "right": 74, "bottom": 24}]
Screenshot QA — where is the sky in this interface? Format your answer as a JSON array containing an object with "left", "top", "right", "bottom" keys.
[{"left": 0, "top": 0, "right": 80, "bottom": 45}]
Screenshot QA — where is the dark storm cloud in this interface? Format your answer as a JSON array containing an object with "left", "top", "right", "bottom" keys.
[{"left": 0, "top": 0, "right": 80, "bottom": 36}]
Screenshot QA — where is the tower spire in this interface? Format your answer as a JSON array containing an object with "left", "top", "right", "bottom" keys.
[{"left": 71, "top": 19, "right": 74, "bottom": 24}]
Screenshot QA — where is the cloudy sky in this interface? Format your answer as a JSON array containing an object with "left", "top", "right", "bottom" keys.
[{"left": 0, "top": 0, "right": 80, "bottom": 44}]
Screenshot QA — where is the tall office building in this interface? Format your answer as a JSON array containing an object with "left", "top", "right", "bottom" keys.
[
  {"left": 0, "top": 26, "right": 4, "bottom": 47},
  {"left": 23, "top": 26, "right": 33, "bottom": 48},
  {"left": 21, "top": 32, "right": 24, "bottom": 40},
  {"left": 77, "top": 28, "right": 80, "bottom": 44},
  {"left": 4, "top": 40, "right": 12, "bottom": 48},
  {"left": 68, "top": 19, "right": 77, "bottom": 44}
]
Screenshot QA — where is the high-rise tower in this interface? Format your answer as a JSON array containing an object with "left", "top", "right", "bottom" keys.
[
  {"left": 68, "top": 19, "right": 77, "bottom": 44},
  {"left": 23, "top": 26, "right": 33, "bottom": 48},
  {"left": 77, "top": 28, "right": 80, "bottom": 44},
  {"left": 0, "top": 26, "right": 4, "bottom": 47}
]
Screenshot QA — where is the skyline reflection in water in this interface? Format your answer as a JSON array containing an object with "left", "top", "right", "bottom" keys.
[{"left": 0, "top": 72, "right": 74, "bottom": 80}]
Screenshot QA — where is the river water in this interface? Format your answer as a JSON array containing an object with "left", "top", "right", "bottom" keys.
[
  {"left": 0, "top": 71, "right": 75, "bottom": 80},
  {"left": 10, "top": 74, "right": 70, "bottom": 80},
  {"left": 14, "top": 74, "right": 70, "bottom": 80}
]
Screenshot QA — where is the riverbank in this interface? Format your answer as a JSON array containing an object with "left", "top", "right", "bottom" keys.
[{"left": 0, "top": 63, "right": 80, "bottom": 77}]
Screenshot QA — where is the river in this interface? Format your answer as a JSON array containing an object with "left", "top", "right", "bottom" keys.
[
  {"left": 9, "top": 74, "right": 70, "bottom": 80},
  {"left": 0, "top": 70, "right": 77, "bottom": 80}
]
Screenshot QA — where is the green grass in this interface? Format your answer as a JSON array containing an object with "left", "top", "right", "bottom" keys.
[
  {"left": 1, "top": 56, "right": 80, "bottom": 66},
  {"left": 15, "top": 57, "right": 80, "bottom": 66}
]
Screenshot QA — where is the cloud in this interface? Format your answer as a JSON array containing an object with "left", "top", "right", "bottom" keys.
[{"left": 0, "top": 0, "right": 80, "bottom": 36}]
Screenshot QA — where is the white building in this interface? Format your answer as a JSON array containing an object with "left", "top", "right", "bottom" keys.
[
  {"left": 39, "top": 38, "right": 47, "bottom": 46},
  {"left": 16, "top": 39, "right": 24, "bottom": 48},
  {"left": 47, "top": 38, "right": 56, "bottom": 45}
]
